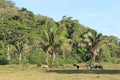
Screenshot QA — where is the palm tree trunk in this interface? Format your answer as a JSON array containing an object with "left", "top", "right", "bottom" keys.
[
  {"left": 7, "top": 44, "right": 11, "bottom": 60},
  {"left": 92, "top": 48, "right": 97, "bottom": 63},
  {"left": 46, "top": 51, "right": 49, "bottom": 65},
  {"left": 62, "top": 50, "right": 65, "bottom": 59},
  {"left": 93, "top": 57, "right": 95, "bottom": 63},
  {"left": 51, "top": 52, "right": 55, "bottom": 66},
  {"left": 19, "top": 52, "right": 22, "bottom": 64}
]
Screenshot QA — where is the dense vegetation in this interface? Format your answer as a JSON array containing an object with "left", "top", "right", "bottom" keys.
[{"left": 0, "top": 0, "right": 120, "bottom": 66}]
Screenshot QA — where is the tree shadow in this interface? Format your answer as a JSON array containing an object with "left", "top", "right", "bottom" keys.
[{"left": 47, "top": 69, "right": 120, "bottom": 74}]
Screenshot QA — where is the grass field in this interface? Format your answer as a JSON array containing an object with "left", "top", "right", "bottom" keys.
[{"left": 0, "top": 63, "right": 120, "bottom": 80}]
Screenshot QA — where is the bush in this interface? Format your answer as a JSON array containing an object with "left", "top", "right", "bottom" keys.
[
  {"left": 72, "top": 46, "right": 87, "bottom": 63},
  {"left": 24, "top": 50, "right": 46, "bottom": 64},
  {"left": 0, "top": 57, "right": 9, "bottom": 65},
  {"left": 53, "top": 57, "right": 64, "bottom": 67},
  {"left": 111, "top": 57, "right": 120, "bottom": 64},
  {"left": 52, "top": 56, "right": 77, "bottom": 67},
  {"left": 102, "top": 52, "right": 111, "bottom": 62},
  {"left": 9, "top": 54, "right": 19, "bottom": 64},
  {"left": 64, "top": 56, "right": 78, "bottom": 64}
]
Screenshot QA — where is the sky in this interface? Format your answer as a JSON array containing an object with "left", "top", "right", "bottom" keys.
[{"left": 11, "top": 0, "right": 120, "bottom": 38}]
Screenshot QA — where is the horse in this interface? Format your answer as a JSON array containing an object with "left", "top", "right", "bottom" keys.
[
  {"left": 73, "top": 64, "right": 80, "bottom": 70},
  {"left": 94, "top": 65, "right": 103, "bottom": 70},
  {"left": 90, "top": 64, "right": 103, "bottom": 70}
]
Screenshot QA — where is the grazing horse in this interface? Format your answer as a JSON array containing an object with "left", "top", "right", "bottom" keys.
[
  {"left": 90, "top": 64, "right": 103, "bottom": 70},
  {"left": 37, "top": 64, "right": 52, "bottom": 70},
  {"left": 94, "top": 65, "right": 103, "bottom": 70},
  {"left": 73, "top": 64, "right": 80, "bottom": 70}
]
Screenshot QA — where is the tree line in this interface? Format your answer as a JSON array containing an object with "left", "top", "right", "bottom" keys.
[{"left": 0, "top": 0, "right": 120, "bottom": 66}]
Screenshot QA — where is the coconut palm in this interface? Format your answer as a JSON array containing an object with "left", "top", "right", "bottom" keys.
[
  {"left": 38, "top": 20, "right": 71, "bottom": 66},
  {"left": 81, "top": 29, "right": 106, "bottom": 63}
]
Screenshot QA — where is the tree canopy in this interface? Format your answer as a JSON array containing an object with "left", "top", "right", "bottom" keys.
[{"left": 0, "top": 0, "right": 120, "bottom": 66}]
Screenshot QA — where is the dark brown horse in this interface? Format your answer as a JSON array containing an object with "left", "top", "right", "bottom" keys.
[
  {"left": 94, "top": 65, "right": 103, "bottom": 70},
  {"left": 73, "top": 64, "right": 80, "bottom": 70}
]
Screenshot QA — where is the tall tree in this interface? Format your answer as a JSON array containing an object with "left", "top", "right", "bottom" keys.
[
  {"left": 11, "top": 29, "right": 28, "bottom": 64},
  {"left": 81, "top": 29, "right": 106, "bottom": 63},
  {"left": 59, "top": 16, "right": 85, "bottom": 39},
  {"left": 38, "top": 19, "right": 71, "bottom": 66}
]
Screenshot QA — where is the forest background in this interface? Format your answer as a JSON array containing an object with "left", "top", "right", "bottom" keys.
[{"left": 0, "top": 0, "right": 120, "bottom": 66}]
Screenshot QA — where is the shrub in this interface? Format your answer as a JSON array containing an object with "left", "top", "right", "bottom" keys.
[
  {"left": 111, "top": 57, "right": 120, "bottom": 64},
  {"left": 64, "top": 56, "right": 78, "bottom": 64},
  {"left": 25, "top": 51, "right": 46, "bottom": 64},
  {"left": 0, "top": 57, "right": 9, "bottom": 65},
  {"left": 53, "top": 57, "right": 64, "bottom": 67}
]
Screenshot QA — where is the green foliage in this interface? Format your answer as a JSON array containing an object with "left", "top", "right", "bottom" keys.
[
  {"left": 111, "top": 57, "right": 120, "bottom": 64},
  {"left": 53, "top": 57, "right": 65, "bottom": 67},
  {"left": 9, "top": 54, "right": 19, "bottom": 64},
  {"left": 86, "top": 59, "right": 94, "bottom": 66},
  {"left": 99, "top": 46, "right": 111, "bottom": 62},
  {"left": 64, "top": 56, "right": 78, "bottom": 64},
  {"left": 72, "top": 46, "right": 87, "bottom": 62},
  {"left": 24, "top": 49, "right": 46, "bottom": 64},
  {"left": 0, "top": 40, "right": 8, "bottom": 65},
  {"left": 0, "top": 57, "right": 9, "bottom": 65},
  {"left": 0, "top": 0, "right": 120, "bottom": 66}
]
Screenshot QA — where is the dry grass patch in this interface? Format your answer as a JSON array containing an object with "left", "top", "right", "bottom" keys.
[{"left": 0, "top": 63, "right": 120, "bottom": 80}]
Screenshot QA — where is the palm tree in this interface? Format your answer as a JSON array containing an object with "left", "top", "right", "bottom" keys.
[
  {"left": 81, "top": 29, "right": 106, "bottom": 63},
  {"left": 11, "top": 30, "right": 26, "bottom": 64},
  {"left": 38, "top": 20, "right": 71, "bottom": 66}
]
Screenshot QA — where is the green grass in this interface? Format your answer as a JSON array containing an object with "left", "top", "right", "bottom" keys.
[{"left": 0, "top": 63, "right": 120, "bottom": 80}]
